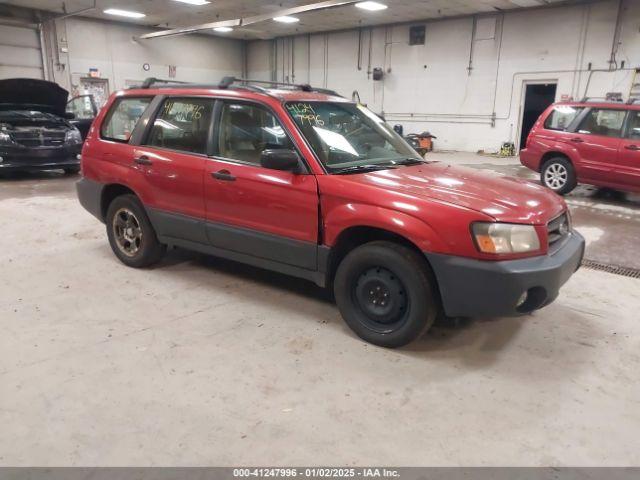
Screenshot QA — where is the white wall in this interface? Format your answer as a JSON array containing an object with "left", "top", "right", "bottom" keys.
[
  {"left": 247, "top": 0, "right": 640, "bottom": 152},
  {"left": 48, "top": 16, "right": 244, "bottom": 98}
]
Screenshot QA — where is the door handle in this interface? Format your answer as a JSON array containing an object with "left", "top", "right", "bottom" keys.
[
  {"left": 211, "top": 169, "right": 236, "bottom": 181},
  {"left": 570, "top": 137, "right": 584, "bottom": 143},
  {"left": 624, "top": 144, "right": 640, "bottom": 151},
  {"left": 134, "top": 155, "right": 153, "bottom": 166}
]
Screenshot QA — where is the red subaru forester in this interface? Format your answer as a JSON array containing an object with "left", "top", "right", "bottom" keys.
[
  {"left": 77, "top": 78, "right": 585, "bottom": 347},
  {"left": 521, "top": 100, "right": 640, "bottom": 195}
]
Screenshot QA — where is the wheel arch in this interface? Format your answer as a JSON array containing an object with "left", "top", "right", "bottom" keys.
[
  {"left": 325, "top": 225, "right": 443, "bottom": 306},
  {"left": 540, "top": 151, "right": 574, "bottom": 172},
  {"left": 100, "top": 183, "right": 138, "bottom": 221}
]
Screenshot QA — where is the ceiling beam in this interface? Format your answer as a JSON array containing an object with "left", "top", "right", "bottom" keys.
[{"left": 138, "top": 0, "right": 359, "bottom": 40}]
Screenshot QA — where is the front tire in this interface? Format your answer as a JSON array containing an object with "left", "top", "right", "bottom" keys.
[
  {"left": 334, "top": 241, "right": 438, "bottom": 348},
  {"left": 541, "top": 157, "right": 577, "bottom": 195},
  {"left": 105, "top": 194, "right": 166, "bottom": 268}
]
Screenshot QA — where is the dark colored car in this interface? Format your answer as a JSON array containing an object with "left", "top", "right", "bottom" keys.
[
  {"left": 0, "top": 78, "right": 89, "bottom": 174},
  {"left": 77, "top": 78, "right": 584, "bottom": 348},
  {"left": 521, "top": 101, "right": 640, "bottom": 194}
]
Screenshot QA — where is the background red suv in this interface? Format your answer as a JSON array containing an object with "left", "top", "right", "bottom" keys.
[{"left": 521, "top": 101, "right": 640, "bottom": 195}]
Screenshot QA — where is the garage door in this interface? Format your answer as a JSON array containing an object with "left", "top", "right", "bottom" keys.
[{"left": 0, "top": 24, "right": 43, "bottom": 79}]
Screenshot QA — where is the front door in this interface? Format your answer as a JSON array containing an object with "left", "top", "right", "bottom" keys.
[
  {"left": 571, "top": 107, "right": 627, "bottom": 183},
  {"left": 204, "top": 100, "right": 319, "bottom": 270},
  {"left": 617, "top": 109, "right": 640, "bottom": 190},
  {"left": 66, "top": 95, "right": 97, "bottom": 139},
  {"left": 133, "top": 96, "right": 214, "bottom": 244}
]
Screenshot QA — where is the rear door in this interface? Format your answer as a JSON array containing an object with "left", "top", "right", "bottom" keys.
[
  {"left": 132, "top": 96, "right": 214, "bottom": 244},
  {"left": 571, "top": 107, "right": 627, "bottom": 183},
  {"left": 617, "top": 108, "right": 640, "bottom": 190},
  {"left": 203, "top": 100, "right": 319, "bottom": 270}
]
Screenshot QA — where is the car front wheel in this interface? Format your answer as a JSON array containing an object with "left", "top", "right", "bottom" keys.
[
  {"left": 106, "top": 194, "right": 166, "bottom": 268},
  {"left": 333, "top": 241, "right": 439, "bottom": 348},
  {"left": 541, "top": 157, "right": 577, "bottom": 195}
]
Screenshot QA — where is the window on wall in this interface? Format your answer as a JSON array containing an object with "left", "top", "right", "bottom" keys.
[
  {"left": 101, "top": 97, "right": 152, "bottom": 142},
  {"left": 577, "top": 108, "right": 627, "bottom": 138},
  {"left": 218, "top": 102, "right": 294, "bottom": 165},
  {"left": 409, "top": 25, "right": 426, "bottom": 46},
  {"left": 146, "top": 98, "right": 214, "bottom": 154},
  {"left": 544, "top": 106, "right": 583, "bottom": 131}
]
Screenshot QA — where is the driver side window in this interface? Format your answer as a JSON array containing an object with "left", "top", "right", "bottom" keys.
[
  {"left": 217, "top": 102, "right": 293, "bottom": 165},
  {"left": 147, "top": 97, "right": 214, "bottom": 154}
]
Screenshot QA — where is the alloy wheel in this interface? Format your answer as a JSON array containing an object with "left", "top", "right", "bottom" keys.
[
  {"left": 112, "top": 208, "right": 143, "bottom": 257},
  {"left": 544, "top": 163, "right": 568, "bottom": 190}
]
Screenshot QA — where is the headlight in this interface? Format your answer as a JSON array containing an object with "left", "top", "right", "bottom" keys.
[
  {"left": 65, "top": 128, "right": 83, "bottom": 144},
  {"left": 472, "top": 222, "right": 541, "bottom": 254},
  {"left": 0, "top": 130, "right": 14, "bottom": 145}
]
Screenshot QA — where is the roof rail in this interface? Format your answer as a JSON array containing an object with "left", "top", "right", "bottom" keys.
[
  {"left": 579, "top": 96, "right": 624, "bottom": 103},
  {"left": 138, "top": 77, "right": 189, "bottom": 89},
  {"left": 217, "top": 76, "right": 342, "bottom": 97}
]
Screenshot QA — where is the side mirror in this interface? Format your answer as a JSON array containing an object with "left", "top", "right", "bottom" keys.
[
  {"left": 260, "top": 149, "right": 301, "bottom": 172},
  {"left": 64, "top": 112, "right": 76, "bottom": 120}
]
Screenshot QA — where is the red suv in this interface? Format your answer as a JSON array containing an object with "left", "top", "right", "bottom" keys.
[
  {"left": 77, "top": 78, "right": 585, "bottom": 347},
  {"left": 521, "top": 100, "right": 640, "bottom": 195}
]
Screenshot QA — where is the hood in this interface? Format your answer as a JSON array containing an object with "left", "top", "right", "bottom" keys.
[
  {"left": 0, "top": 78, "right": 69, "bottom": 117},
  {"left": 340, "top": 162, "right": 565, "bottom": 224}
]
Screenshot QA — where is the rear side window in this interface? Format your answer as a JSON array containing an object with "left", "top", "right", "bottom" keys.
[
  {"left": 146, "top": 98, "right": 214, "bottom": 154},
  {"left": 544, "top": 106, "right": 583, "bottom": 131},
  {"left": 577, "top": 108, "right": 626, "bottom": 138},
  {"left": 101, "top": 97, "right": 152, "bottom": 142}
]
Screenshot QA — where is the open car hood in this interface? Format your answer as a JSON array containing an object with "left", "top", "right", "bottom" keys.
[{"left": 0, "top": 78, "right": 69, "bottom": 117}]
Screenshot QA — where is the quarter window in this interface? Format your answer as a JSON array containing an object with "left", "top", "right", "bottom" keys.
[
  {"left": 101, "top": 97, "right": 152, "bottom": 142},
  {"left": 543, "top": 106, "right": 583, "bottom": 131},
  {"left": 577, "top": 108, "right": 626, "bottom": 138},
  {"left": 146, "top": 98, "right": 214, "bottom": 154},
  {"left": 217, "top": 102, "right": 294, "bottom": 165}
]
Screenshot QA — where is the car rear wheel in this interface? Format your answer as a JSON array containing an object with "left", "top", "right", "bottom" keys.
[
  {"left": 541, "top": 157, "right": 577, "bottom": 195},
  {"left": 334, "top": 241, "right": 438, "bottom": 348},
  {"left": 106, "top": 194, "right": 166, "bottom": 268}
]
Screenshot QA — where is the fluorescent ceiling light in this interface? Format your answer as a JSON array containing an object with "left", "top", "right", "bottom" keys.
[
  {"left": 355, "top": 1, "right": 388, "bottom": 11},
  {"left": 172, "top": 0, "right": 210, "bottom": 4},
  {"left": 213, "top": 26, "right": 233, "bottom": 32},
  {"left": 104, "top": 8, "right": 146, "bottom": 18},
  {"left": 273, "top": 15, "right": 300, "bottom": 23}
]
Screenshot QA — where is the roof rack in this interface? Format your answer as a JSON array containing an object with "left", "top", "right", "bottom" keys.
[
  {"left": 579, "top": 96, "right": 625, "bottom": 103},
  {"left": 218, "top": 76, "right": 342, "bottom": 97},
  {"left": 132, "top": 76, "right": 343, "bottom": 98},
  {"left": 137, "top": 77, "right": 190, "bottom": 89}
]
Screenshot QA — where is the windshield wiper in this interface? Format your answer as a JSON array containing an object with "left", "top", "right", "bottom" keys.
[
  {"left": 331, "top": 164, "right": 396, "bottom": 175},
  {"left": 392, "top": 157, "right": 427, "bottom": 166}
]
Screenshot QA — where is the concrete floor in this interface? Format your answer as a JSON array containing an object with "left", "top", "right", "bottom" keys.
[{"left": 1, "top": 155, "right": 639, "bottom": 466}]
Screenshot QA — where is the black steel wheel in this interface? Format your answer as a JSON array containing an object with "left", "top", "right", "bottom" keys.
[{"left": 334, "top": 241, "right": 439, "bottom": 348}]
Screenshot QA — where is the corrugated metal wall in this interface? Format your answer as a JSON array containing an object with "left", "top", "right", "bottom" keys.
[{"left": 0, "top": 24, "right": 43, "bottom": 79}]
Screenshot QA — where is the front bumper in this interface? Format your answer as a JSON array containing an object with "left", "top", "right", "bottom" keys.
[
  {"left": 0, "top": 145, "right": 81, "bottom": 171},
  {"left": 425, "top": 231, "right": 585, "bottom": 318}
]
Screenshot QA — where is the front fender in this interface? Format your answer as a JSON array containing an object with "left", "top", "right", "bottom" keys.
[{"left": 323, "top": 203, "right": 449, "bottom": 253}]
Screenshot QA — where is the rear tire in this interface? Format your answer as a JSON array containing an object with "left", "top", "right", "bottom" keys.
[
  {"left": 106, "top": 194, "right": 166, "bottom": 268},
  {"left": 334, "top": 241, "right": 438, "bottom": 348},
  {"left": 541, "top": 157, "right": 577, "bottom": 195}
]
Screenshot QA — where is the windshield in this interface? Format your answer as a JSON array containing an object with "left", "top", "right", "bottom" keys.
[{"left": 285, "top": 101, "right": 422, "bottom": 173}]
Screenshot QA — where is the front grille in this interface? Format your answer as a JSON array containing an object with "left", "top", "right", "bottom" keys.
[
  {"left": 11, "top": 128, "right": 67, "bottom": 147},
  {"left": 547, "top": 212, "right": 570, "bottom": 248}
]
